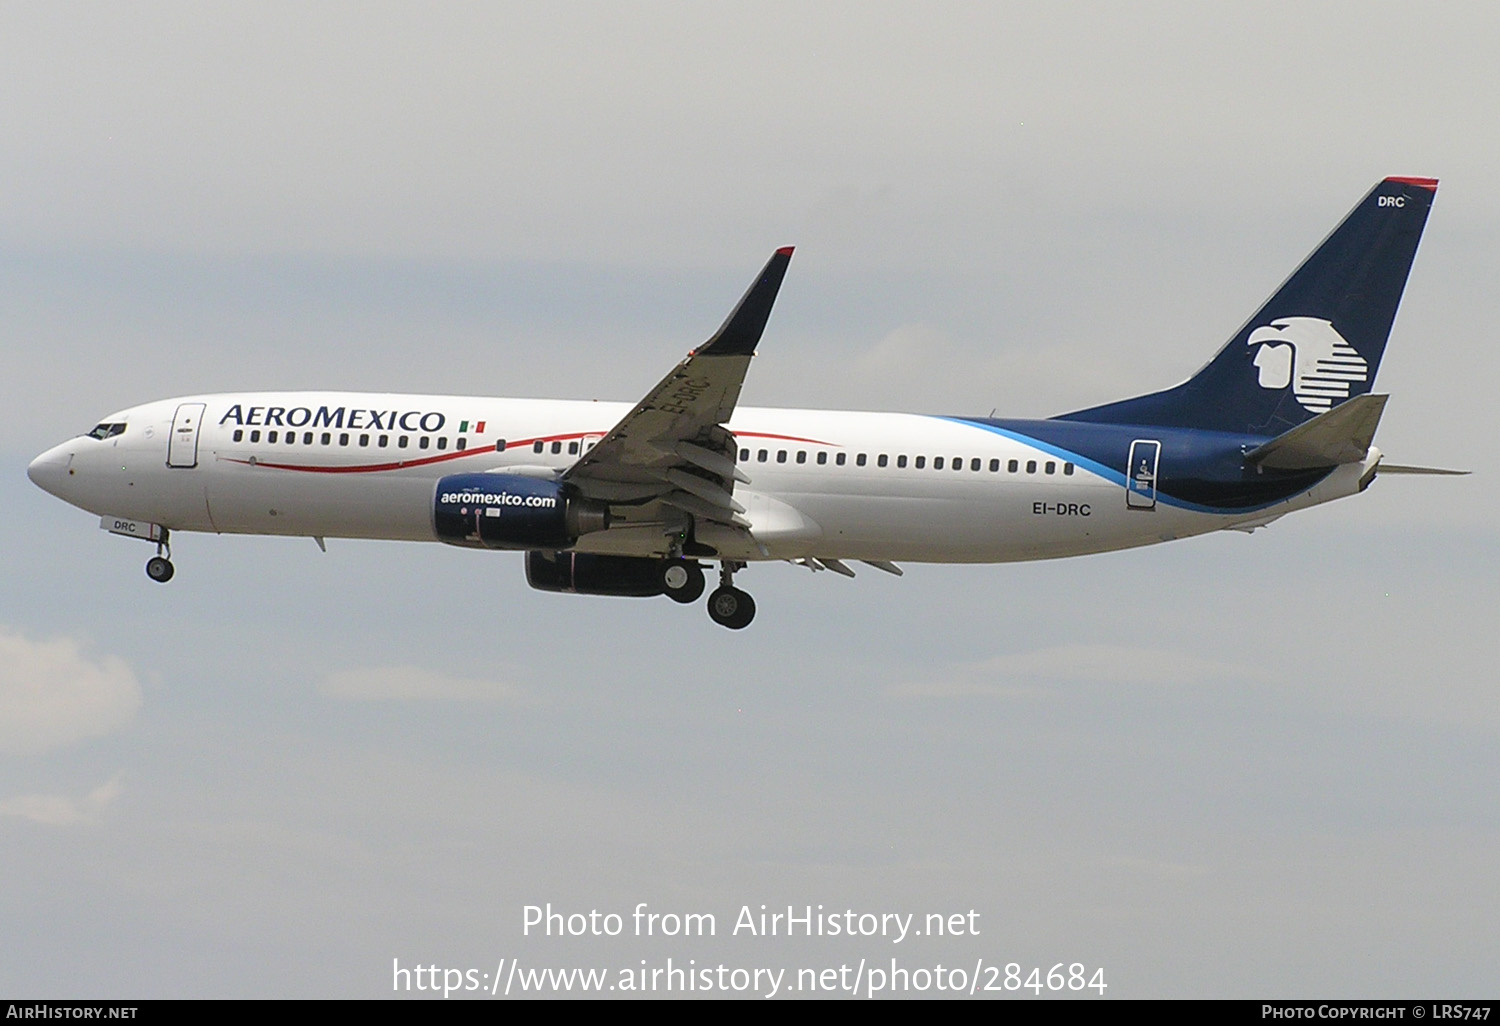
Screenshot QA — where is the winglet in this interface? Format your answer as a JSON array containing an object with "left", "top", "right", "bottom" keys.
[{"left": 697, "top": 248, "right": 795, "bottom": 356}]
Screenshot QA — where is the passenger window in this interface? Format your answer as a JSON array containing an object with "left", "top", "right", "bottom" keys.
[
  {"left": 970, "top": 458, "right": 980, "bottom": 471},
  {"left": 856, "top": 453, "right": 867, "bottom": 467},
  {"left": 359, "top": 434, "right": 369, "bottom": 447},
  {"left": 339, "top": 433, "right": 349, "bottom": 446},
  {"left": 877, "top": 454, "right": 888, "bottom": 467},
  {"left": 915, "top": 456, "right": 926, "bottom": 469},
  {"left": 816, "top": 451, "right": 827, "bottom": 465},
  {"left": 456, "top": 438, "right": 466, "bottom": 451},
  {"left": 495, "top": 439, "right": 507, "bottom": 452},
  {"left": 419, "top": 437, "right": 430, "bottom": 450},
  {"left": 398, "top": 436, "right": 409, "bottom": 449},
  {"left": 1064, "top": 462, "right": 1074, "bottom": 475},
  {"left": 796, "top": 451, "right": 807, "bottom": 464},
  {"left": 267, "top": 431, "right": 278, "bottom": 443},
  {"left": 1045, "top": 461, "right": 1055, "bottom": 474},
  {"left": 233, "top": 429, "right": 244, "bottom": 442},
  {"left": 378, "top": 435, "right": 389, "bottom": 448},
  {"left": 897, "top": 455, "right": 907, "bottom": 468},
  {"left": 550, "top": 441, "right": 562, "bottom": 454},
  {"left": 437, "top": 437, "right": 448, "bottom": 450},
  {"left": 953, "top": 457, "right": 962, "bottom": 470},
  {"left": 777, "top": 450, "right": 787, "bottom": 463},
  {"left": 533, "top": 440, "right": 544, "bottom": 453},
  {"left": 1026, "top": 460, "right": 1037, "bottom": 473},
  {"left": 934, "top": 457, "right": 944, "bottom": 470},
  {"left": 836, "top": 453, "right": 847, "bottom": 466},
  {"left": 758, "top": 449, "right": 768, "bottom": 462},
  {"left": 568, "top": 441, "right": 579, "bottom": 455},
  {"left": 321, "top": 432, "right": 332, "bottom": 445},
  {"left": 1008, "top": 459, "right": 1018, "bottom": 472},
  {"left": 740, "top": 448, "right": 750, "bottom": 461},
  {"left": 304, "top": 432, "right": 314, "bottom": 445},
  {"left": 250, "top": 430, "right": 261, "bottom": 442},
  {"left": 989, "top": 458, "right": 999, "bottom": 472}
]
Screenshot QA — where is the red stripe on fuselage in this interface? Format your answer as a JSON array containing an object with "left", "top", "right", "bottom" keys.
[
  {"left": 733, "top": 431, "right": 834, "bottom": 446},
  {"left": 222, "top": 431, "right": 592, "bottom": 474},
  {"left": 221, "top": 428, "right": 837, "bottom": 475}
]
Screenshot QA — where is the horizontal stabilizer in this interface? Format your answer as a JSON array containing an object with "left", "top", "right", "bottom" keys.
[
  {"left": 1376, "top": 463, "right": 1470, "bottom": 476},
  {"left": 1245, "top": 393, "right": 1388, "bottom": 470}
]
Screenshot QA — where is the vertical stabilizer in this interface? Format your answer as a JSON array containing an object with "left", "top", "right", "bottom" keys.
[{"left": 1058, "top": 177, "right": 1436, "bottom": 435}]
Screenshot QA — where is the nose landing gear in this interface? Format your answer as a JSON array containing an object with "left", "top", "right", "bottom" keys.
[
  {"left": 145, "top": 532, "right": 174, "bottom": 583},
  {"left": 706, "top": 561, "right": 755, "bottom": 629}
]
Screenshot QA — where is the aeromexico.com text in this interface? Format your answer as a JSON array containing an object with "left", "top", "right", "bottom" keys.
[
  {"left": 218, "top": 405, "right": 447, "bottom": 432},
  {"left": 441, "top": 491, "right": 558, "bottom": 508}
]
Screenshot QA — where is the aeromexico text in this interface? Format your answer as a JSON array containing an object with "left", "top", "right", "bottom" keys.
[{"left": 218, "top": 404, "right": 450, "bottom": 432}]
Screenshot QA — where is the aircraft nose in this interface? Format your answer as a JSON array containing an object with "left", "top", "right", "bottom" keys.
[{"left": 27, "top": 444, "right": 72, "bottom": 497}]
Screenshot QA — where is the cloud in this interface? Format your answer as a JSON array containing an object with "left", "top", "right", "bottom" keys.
[
  {"left": 855, "top": 323, "right": 957, "bottom": 382},
  {"left": 0, "top": 628, "right": 142, "bottom": 754},
  {"left": 888, "top": 643, "right": 1255, "bottom": 698},
  {"left": 320, "top": 665, "right": 524, "bottom": 703},
  {"left": 0, "top": 775, "right": 124, "bottom": 827}
]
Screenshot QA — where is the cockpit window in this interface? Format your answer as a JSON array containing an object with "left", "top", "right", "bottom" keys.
[{"left": 86, "top": 423, "right": 127, "bottom": 440}]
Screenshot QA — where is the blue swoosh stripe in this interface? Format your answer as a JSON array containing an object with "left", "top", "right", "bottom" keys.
[{"left": 933, "top": 415, "right": 1311, "bottom": 516}]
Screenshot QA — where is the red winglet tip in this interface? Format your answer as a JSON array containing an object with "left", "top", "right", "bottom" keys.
[
  {"left": 775, "top": 246, "right": 795, "bottom": 257},
  {"left": 1385, "top": 176, "right": 1439, "bottom": 190}
]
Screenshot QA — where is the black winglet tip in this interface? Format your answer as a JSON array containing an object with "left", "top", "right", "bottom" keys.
[{"left": 697, "top": 250, "right": 796, "bottom": 356}]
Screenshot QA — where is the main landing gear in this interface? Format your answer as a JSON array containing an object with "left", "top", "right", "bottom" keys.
[
  {"left": 706, "top": 561, "right": 755, "bottom": 630},
  {"left": 659, "top": 558, "right": 752, "bottom": 627},
  {"left": 145, "top": 532, "right": 174, "bottom": 583},
  {"left": 661, "top": 560, "right": 707, "bottom": 604}
]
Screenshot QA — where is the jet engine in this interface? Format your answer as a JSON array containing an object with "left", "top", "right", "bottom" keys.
[
  {"left": 433, "top": 473, "right": 608, "bottom": 550},
  {"left": 524, "top": 551, "right": 668, "bottom": 597}
]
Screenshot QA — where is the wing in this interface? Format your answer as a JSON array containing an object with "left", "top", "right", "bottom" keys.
[{"left": 562, "top": 248, "right": 793, "bottom": 537}]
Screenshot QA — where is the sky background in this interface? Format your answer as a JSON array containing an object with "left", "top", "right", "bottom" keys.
[{"left": 1, "top": 2, "right": 1495, "bottom": 999}]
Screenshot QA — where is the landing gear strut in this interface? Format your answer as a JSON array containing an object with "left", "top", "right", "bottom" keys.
[
  {"left": 706, "top": 561, "right": 755, "bottom": 629},
  {"left": 145, "top": 532, "right": 174, "bottom": 583}
]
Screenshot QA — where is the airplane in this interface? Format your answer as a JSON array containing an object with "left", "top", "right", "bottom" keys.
[{"left": 27, "top": 177, "right": 1462, "bottom": 629}]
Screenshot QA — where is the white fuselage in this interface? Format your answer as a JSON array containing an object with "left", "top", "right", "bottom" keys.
[{"left": 26, "top": 391, "right": 1373, "bottom": 564}]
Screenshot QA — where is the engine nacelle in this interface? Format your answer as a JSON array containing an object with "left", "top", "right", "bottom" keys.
[
  {"left": 525, "top": 551, "right": 667, "bottom": 597},
  {"left": 433, "top": 473, "right": 608, "bottom": 550}
]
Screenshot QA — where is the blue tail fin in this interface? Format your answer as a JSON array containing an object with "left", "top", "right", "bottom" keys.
[{"left": 1057, "top": 177, "right": 1437, "bottom": 436}]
